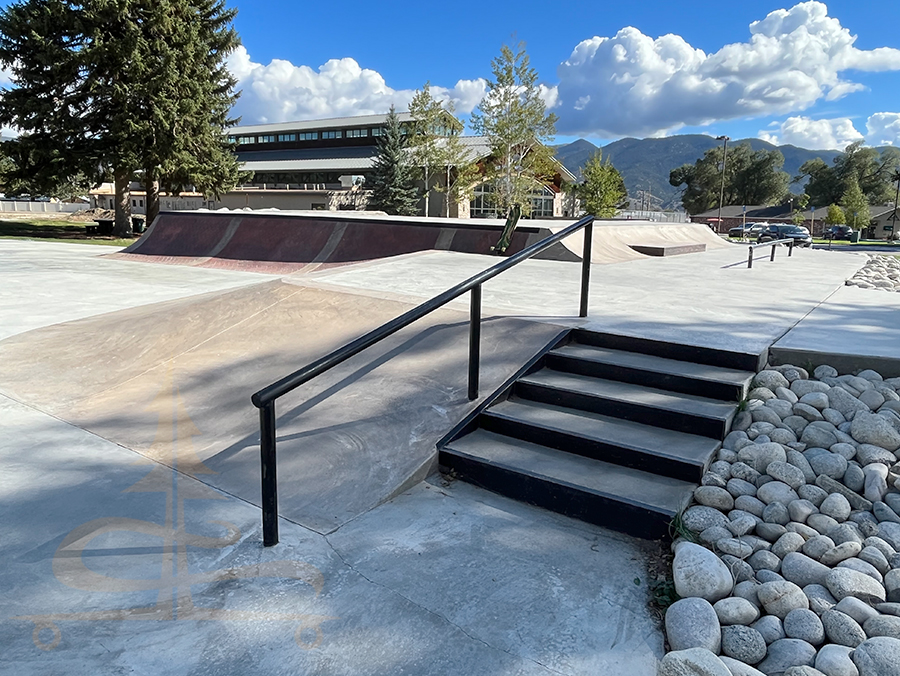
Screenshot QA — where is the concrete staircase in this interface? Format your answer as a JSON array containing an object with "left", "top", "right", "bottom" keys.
[{"left": 439, "top": 329, "right": 763, "bottom": 539}]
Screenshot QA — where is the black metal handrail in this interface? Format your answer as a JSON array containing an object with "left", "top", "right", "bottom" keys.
[
  {"left": 251, "top": 215, "right": 595, "bottom": 545},
  {"left": 746, "top": 238, "right": 795, "bottom": 268}
]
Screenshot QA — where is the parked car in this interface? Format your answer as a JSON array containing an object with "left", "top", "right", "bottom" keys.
[
  {"left": 757, "top": 224, "right": 813, "bottom": 247},
  {"left": 824, "top": 225, "right": 855, "bottom": 240},
  {"left": 728, "top": 222, "right": 768, "bottom": 238}
]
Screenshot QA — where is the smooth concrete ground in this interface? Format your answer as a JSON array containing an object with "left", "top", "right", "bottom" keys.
[
  {"left": 1, "top": 237, "right": 892, "bottom": 675},
  {"left": 1, "top": 240, "right": 663, "bottom": 675}
]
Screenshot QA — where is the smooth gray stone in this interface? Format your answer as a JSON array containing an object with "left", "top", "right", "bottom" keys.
[
  {"left": 755, "top": 371, "right": 791, "bottom": 391},
  {"left": 765, "top": 502, "right": 792, "bottom": 525},
  {"left": 874, "top": 501, "right": 900, "bottom": 524},
  {"left": 784, "top": 608, "right": 825, "bottom": 645},
  {"left": 851, "top": 413, "right": 900, "bottom": 452},
  {"left": 758, "top": 580, "right": 810, "bottom": 619},
  {"left": 718, "top": 537, "right": 755, "bottom": 558},
  {"left": 858, "top": 545, "right": 890, "bottom": 574},
  {"left": 863, "top": 615, "right": 900, "bottom": 640},
  {"left": 803, "top": 535, "right": 836, "bottom": 560},
  {"left": 759, "top": 481, "right": 801, "bottom": 506},
  {"left": 659, "top": 648, "right": 732, "bottom": 676},
  {"left": 789, "top": 452, "right": 819, "bottom": 485},
  {"left": 771, "top": 428, "right": 798, "bottom": 446},
  {"left": 773, "top": 532, "right": 807, "bottom": 559},
  {"left": 852, "top": 636, "right": 900, "bottom": 676},
  {"left": 757, "top": 522, "right": 788, "bottom": 542},
  {"left": 740, "top": 443, "right": 789, "bottom": 475},
  {"left": 884, "top": 569, "right": 900, "bottom": 602},
  {"left": 750, "top": 549, "right": 782, "bottom": 573},
  {"left": 769, "top": 461, "right": 807, "bottom": 489},
  {"left": 837, "top": 558, "right": 883, "bottom": 584},
  {"left": 828, "top": 523, "right": 865, "bottom": 546},
  {"left": 796, "top": 402, "right": 826, "bottom": 423},
  {"left": 729, "top": 516, "right": 759, "bottom": 538},
  {"left": 883, "top": 492, "right": 900, "bottom": 515},
  {"left": 721, "top": 555, "right": 755, "bottom": 583},
  {"left": 667, "top": 597, "right": 722, "bottom": 652},
  {"left": 732, "top": 462, "right": 762, "bottom": 483},
  {"left": 803, "top": 584, "right": 838, "bottom": 615},
  {"left": 720, "top": 448, "right": 740, "bottom": 463},
  {"left": 757, "top": 638, "right": 817, "bottom": 674},
  {"left": 755, "top": 406, "right": 786, "bottom": 426},
  {"left": 721, "top": 625, "right": 768, "bottom": 665},
  {"left": 856, "top": 444, "right": 898, "bottom": 466},
  {"left": 736, "top": 495, "right": 767, "bottom": 518},
  {"left": 756, "top": 569, "right": 785, "bottom": 584},
  {"left": 822, "top": 610, "right": 867, "bottom": 647},
  {"left": 782, "top": 552, "right": 831, "bottom": 587},
  {"left": 684, "top": 506, "right": 731, "bottom": 533},
  {"left": 733, "top": 580, "right": 761, "bottom": 609},
  {"left": 820, "top": 541, "right": 863, "bottom": 566},
  {"left": 826, "top": 568, "right": 887, "bottom": 604},
  {"left": 875, "top": 602, "right": 900, "bottom": 617},
  {"left": 808, "top": 513, "right": 840, "bottom": 535},
  {"left": 715, "top": 597, "right": 761, "bottom": 626},
  {"left": 782, "top": 666, "right": 827, "bottom": 676},
  {"left": 753, "top": 614, "right": 786, "bottom": 644},
  {"left": 877, "top": 521, "right": 900, "bottom": 550},
  {"left": 696, "top": 485, "right": 736, "bottom": 510},
  {"left": 863, "top": 536, "right": 896, "bottom": 558},
  {"left": 831, "top": 442, "right": 857, "bottom": 460},
  {"left": 729, "top": 478, "right": 759, "bottom": 498},
  {"left": 808, "top": 452, "right": 849, "bottom": 480},
  {"left": 797, "top": 483, "right": 828, "bottom": 506},
  {"left": 725, "top": 431, "right": 751, "bottom": 450},
  {"left": 787, "top": 522, "right": 820, "bottom": 540},
  {"left": 814, "top": 644, "right": 858, "bottom": 676},
  {"left": 673, "top": 542, "right": 735, "bottom": 602},
  {"left": 720, "top": 656, "right": 767, "bottom": 676},
  {"left": 827, "top": 387, "right": 869, "bottom": 418},
  {"left": 835, "top": 596, "right": 880, "bottom": 625},
  {"left": 814, "top": 366, "right": 838, "bottom": 380},
  {"left": 803, "top": 425, "right": 838, "bottom": 448},
  {"left": 843, "top": 464, "right": 866, "bottom": 493},
  {"left": 789, "top": 499, "right": 819, "bottom": 524},
  {"left": 821, "top": 494, "right": 852, "bottom": 521},
  {"left": 703, "top": 471, "right": 729, "bottom": 488},
  {"left": 800, "top": 392, "right": 830, "bottom": 411}
]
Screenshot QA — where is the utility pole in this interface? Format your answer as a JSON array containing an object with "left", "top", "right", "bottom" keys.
[{"left": 716, "top": 135, "right": 730, "bottom": 234}]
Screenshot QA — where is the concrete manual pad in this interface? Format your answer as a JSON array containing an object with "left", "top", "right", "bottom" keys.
[
  {"left": 0, "top": 278, "right": 563, "bottom": 533},
  {"left": 772, "top": 284, "right": 900, "bottom": 377},
  {"left": 306, "top": 245, "right": 866, "bottom": 356},
  {"left": 0, "top": 394, "right": 660, "bottom": 675}
]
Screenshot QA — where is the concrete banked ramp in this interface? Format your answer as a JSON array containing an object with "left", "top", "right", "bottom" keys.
[{"left": 107, "top": 210, "right": 730, "bottom": 273}]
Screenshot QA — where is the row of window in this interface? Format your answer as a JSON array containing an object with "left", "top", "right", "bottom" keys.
[
  {"left": 229, "top": 127, "right": 387, "bottom": 145},
  {"left": 469, "top": 183, "right": 555, "bottom": 219}
]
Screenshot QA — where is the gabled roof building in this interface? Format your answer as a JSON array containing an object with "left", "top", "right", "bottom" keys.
[{"left": 216, "top": 112, "right": 576, "bottom": 219}]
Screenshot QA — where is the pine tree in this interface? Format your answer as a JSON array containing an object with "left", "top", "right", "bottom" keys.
[
  {"left": 0, "top": 0, "right": 242, "bottom": 236},
  {"left": 470, "top": 41, "right": 557, "bottom": 217},
  {"left": 368, "top": 106, "right": 418, "bottom": 216}
]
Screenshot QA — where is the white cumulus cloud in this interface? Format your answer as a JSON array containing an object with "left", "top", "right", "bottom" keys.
[
  {"left": 226, "top": 46, "right": 486, "bottom": 125},
  {"left": 555, "top": 1, "right": 900, "bottom": 137},
  {"left": 866, "top": 113, "right": 900, "bottom": 146},
  {"left": 760, "top": 116, "right": 864, "bottom": 149}
]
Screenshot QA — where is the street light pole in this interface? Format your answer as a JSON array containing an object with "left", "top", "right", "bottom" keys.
[{"left": 716, "top": 135, "right": 730, "bottom": 234}]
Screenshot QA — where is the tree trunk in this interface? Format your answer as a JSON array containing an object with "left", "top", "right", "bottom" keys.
[
  {"left": 114, "top": 166, "right": 133, "bottom": 238},
  {"left": 144, "top": 170, "right": 160, "bottom": 227}
]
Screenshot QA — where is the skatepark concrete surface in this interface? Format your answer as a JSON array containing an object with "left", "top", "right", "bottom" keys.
[{"left": 0, "top": 232, "right": 893, "bottom": 675}]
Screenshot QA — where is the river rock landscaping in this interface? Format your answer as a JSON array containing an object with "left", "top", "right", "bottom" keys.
[
  {"left": 659, "top": 362, "right": 900, "bottom": 676},
  {"left": 846, "top": 255, "right": 900, "bottom": 292}
]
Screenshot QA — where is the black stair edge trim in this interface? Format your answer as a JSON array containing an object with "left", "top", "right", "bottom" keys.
[
  {"left": 572, "top": 329, "right": 766, "bottom": 372},
  {"left": 439, "top": 450, "right": 681, "bottom": 540},
  {"left": 544, "top": 352, "right": 745, "bottom": 402},
  {"left": 435, "top": 327, "right": 572, "bottom": 450},
  {"left": 478, "top": 413, "right": 710, "bottom": 483},
  {"left": 513, "top": 380, "right": 732, "bottom": 439}
]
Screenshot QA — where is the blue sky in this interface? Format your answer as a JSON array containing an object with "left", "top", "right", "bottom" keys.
[{"left": 226, "top": 0, "right": 900, "bottom": 150}]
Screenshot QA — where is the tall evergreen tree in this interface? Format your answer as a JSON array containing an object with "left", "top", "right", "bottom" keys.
[
  {"left": 470, "top": 41, "right": 557, "bottom": 217},
  {"left": 368, "top": 106, "right": 418, "bottom": 216},
  {"left": 0, "top": 0, "right": 242, "bottom": 236}
]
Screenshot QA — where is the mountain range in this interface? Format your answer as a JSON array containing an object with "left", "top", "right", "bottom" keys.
[{"left": 553, "top": 135, "right": 845, "bottom": 211}]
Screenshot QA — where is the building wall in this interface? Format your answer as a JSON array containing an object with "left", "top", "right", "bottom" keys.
[
  {"left": 872, "top": 210, "right": 900, "bottom": 240},
  {"left": 215, "top": 188, "right": 371, "bottom": 212}
]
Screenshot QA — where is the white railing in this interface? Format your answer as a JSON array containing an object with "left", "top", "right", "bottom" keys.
[
  {"left": 0, "top": 201, "right": 87, "bottom": 213},
  {"left": 614, "top": 209, "right": 690, "bottom": 223}
]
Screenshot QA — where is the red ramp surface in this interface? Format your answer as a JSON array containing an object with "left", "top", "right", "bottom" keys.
[{"left": 108, "top": 211, "right": 575, "bottom": 273}]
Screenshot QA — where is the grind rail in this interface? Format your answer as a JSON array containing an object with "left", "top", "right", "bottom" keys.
[
  {"left": 747, "top": 238, "right": 795, "bottom": 268},
  {"left": 251, "top": 215, "right": 595, "bottom": 545}
]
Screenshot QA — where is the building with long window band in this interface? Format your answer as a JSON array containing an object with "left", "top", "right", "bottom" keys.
[{"left": 218, "top": 112, "right": 576, "bottom": 218}]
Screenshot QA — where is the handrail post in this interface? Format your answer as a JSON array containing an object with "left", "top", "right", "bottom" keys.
[
  {"left": 260, "top": 402, "right": 279, "bottom": 546},
  {"left": 468, "top": 284, "right": 482, "bottom": 401},
  {"left": 748, "top": 247, "right": 754, "bottom": 269},
  {"left": 789, "top": 239, "right": 794, "bottom": 257},
  {"left": 579, "top": 221, "right": 593, "bottom": 318},
  {"left": 771, "top": 243, "right": 777, "bottom": 262}
]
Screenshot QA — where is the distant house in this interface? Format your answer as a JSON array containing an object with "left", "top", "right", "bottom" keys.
[
  {"left": 89, "top": 182, "right": 207, "bottom": 214},
  {"left": 872, "top": 206, "right": 899, "bottom": 240},
  {"left": 218, "top": 112, "right": 576, "bottom": 218}
]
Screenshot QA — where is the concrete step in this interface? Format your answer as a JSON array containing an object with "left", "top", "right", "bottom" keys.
[
  {"left": 572, "top": 329, "right": 765, "bottom": 372},
  {"left": 440, "top": 429, "right": 697, "bottom": 540},
  {"left": 547, "top": 343, "right": 754, "bottom": 401},
  {"left": 515, "top": 369, "right": 736, "bottom": 439},
  {"left": 481, "top": 399, "right": 718, "bottom": 482}
]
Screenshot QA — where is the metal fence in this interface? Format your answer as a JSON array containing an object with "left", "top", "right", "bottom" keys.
[{"left": 614, "top": 210, "right": 690, "bottom": 223}]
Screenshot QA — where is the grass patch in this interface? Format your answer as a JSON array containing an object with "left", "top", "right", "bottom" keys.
[
  {"left": 811, "top": 238, "right": 900, "bottom": 246},
  {"left": 0, "top": 217, "right": 134, "bottom": 247}
]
